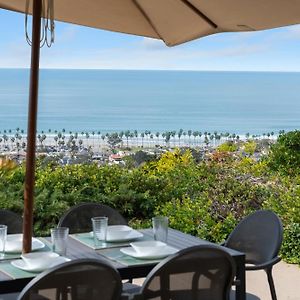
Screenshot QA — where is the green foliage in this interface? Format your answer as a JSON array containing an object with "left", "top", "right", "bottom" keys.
[
  {"left": 243, "top": 141, "right": 257, "bottom": 154},
  {"left": 268, "top": 130, "right": 300, "bottom": 175},
  {"left": 217, "top": 141, "right": 238, "bottom": 152},
  {"left": 0, "top": 147, "right": 299, "bottom": 264},
  {"left": 280, "top": 223, "right": 300, "bottom": 264}
]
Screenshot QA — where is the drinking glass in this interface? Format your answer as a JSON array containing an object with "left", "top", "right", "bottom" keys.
[
  {"left": 51, "top": 227, "right": 69, "bottom": 256},
  {"left": 92, "top": 217, "right": 108, "bottom": 247},
  {"left": 0, "top": 225, "right": 7, "bottom": 258},
  {"left": 152, "top": 216, "right": 168, "bottom": 243}
]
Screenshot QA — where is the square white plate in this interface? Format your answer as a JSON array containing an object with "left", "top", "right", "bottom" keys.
[
  {"left": 120, "top": 245, "right": 178, "bottom": 260},
  {"left": 11, "top": 256, "right": 70, "bottom": 272},
  {"left": 5, "top": 234, "right": 45, "bottom": 253}
]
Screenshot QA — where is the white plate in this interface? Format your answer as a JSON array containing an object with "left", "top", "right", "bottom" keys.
[
  {"left": 11, "top": 256, "right": 71, "bottom": 272},
  {"left": 90, "top": 228, "right": 143, "bottom": 242},
  {"left": 106, "top": 225, "right": 133, "bottom": 240},
  {"left": 5, "top": 234, "right": 45, "bottom": 253},
  {"left": 120, "top": 245, "right": 178, "bottom": 260}
]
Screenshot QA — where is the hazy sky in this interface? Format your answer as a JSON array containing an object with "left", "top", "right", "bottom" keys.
[{"left": 1, "top": 9, "right": 300, "bottom": 71}]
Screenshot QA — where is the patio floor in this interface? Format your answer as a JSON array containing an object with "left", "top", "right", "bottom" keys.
[
  {"left": 133, "top": 261, "right": 300, "bottom": 300},
  {"left": 246, "top": 261, "right": 300, "bottom": 300}
]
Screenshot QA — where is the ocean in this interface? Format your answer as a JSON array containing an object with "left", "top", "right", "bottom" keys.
[{"left": 0, "top": 69, "right": 300, "bottom": 135}]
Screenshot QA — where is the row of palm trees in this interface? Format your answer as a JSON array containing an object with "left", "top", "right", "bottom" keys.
[{"left": 0, "top": 128, "right": 280, "bottom": 153}]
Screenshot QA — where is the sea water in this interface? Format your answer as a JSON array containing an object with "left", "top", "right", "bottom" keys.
[{"left": 0, "top": 69, "right": 299, "bottom": 135}]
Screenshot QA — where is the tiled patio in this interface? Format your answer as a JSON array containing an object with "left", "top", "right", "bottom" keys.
[
  {"left": 133, "top": 261, "right": 300, "bottom": 300},
  {"left": 247, "top": 261, "right": 299, "bottom": 300}
]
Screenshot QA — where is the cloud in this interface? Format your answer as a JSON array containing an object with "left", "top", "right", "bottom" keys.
[
  {"left": 55, "top": 25, "right": 78, "bottom": 43},
  {"left": 140, "top": 38, "right": 166, "bottom": 50},
  {"left": 0, "top": 40, "right": 31, "bottom": 68},
  {"left": 0, "top": 24, "right": 299, "bottom": 71}
]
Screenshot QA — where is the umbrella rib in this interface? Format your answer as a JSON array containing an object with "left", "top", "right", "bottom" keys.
[
  {"left": 132, "top": 0, "right": 165, "bottom": 43},
  {"left": 180, "top": 0, "right": 218, "bottom": 29}
]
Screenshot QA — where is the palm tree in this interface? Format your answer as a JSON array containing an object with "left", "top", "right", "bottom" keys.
[
  {"left": 130, "top": 132, "right": 135, "bottom": 147},
  {"left": 133, "top": 130, "right": 138, "bottom": 146},
  {"left": 85, "top": 132, "right": 90, "bottom": 147},
  {"left": 150, "top": 134, "right": 154, "bottom": 148},
  {"left": 177, "top": 129, "right": 183, "bottom": 146},
  {"left": 92, "top": 131, "right": 95, "bottom": 148},
  {"left": 187, "top": 130, "right": 192, "bottom": 145},
  {"left": 165, "top": 132, "right": 171, "bottom": 147},
  {"left": 140, "top": 132, "right": 145, "bottom": 148},
  {"left": 124, "top": 130, "right": 130, "bottom": 148},
  {"left": 101, "top": 135, "right": 106, "bottom": 148},
  {"left": 10, "top": 137, "right": 15, "bottom": 150},
  {"left": 155, "top": 132, "right": 160, "bottom": 146},
  {"left": 183, "top": 131, "right": 187, "bottom": 145},
  {"left": 192, "top": 131, "right": 198, "bottom": 146},
  {"left": 119, "top": 131, "right": 124, "bottom": 147},
  {"left": 54, "top": 136, "right": 58, "bottom": 148}
]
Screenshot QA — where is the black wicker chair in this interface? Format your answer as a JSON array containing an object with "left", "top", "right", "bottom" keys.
[
  {"left": 58, "top": 202, "right": 127, "bottom": 234},
  {"left": 131, "top": 245, "right": 235, "bottom": 300},
  {"left": 17, "top": 259, "right": 122, "bottom": 300},
  {"left": 223, "top": 210, "right": 283, "bottom": 300},
  {"left": 0, "top": 209, "right": 23, "bottom": 234}
]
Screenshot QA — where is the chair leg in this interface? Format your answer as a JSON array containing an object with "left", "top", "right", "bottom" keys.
[{"left": 265, "top": 268, "right": 277, "bottom": 300}]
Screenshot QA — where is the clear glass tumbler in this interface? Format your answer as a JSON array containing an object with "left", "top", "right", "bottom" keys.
[
  {"left": 0, "top": 225, "right": 7, "bottom": 258},
  {"left": 51, "top": 227, "right": 69, "bottom": 256},
  {"left": 92, "top": 216, "right": 108, "bottom": 247},
  {"left": 152, "top": 216, "right": 168, "bottom": 243}
]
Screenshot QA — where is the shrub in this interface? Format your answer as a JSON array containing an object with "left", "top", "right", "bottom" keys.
[
  {"left": 0, "top": 149, "right": 299, "bottom": 265},
  {"left": 243, "top": 141, "right": 257, "bottom": 155},
  {"left": 280, "top": 223, "right": 300, "bottom": 264},
  {"left": 217, "top": 141, "right": 238, "bottom": 152},
  {"left": 268, "top": 130, "right": 300, "bottom": 175}
]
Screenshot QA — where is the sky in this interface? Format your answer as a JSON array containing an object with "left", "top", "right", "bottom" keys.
[{"left": 1, "top": 9, "right": 300, "bottom": 71}]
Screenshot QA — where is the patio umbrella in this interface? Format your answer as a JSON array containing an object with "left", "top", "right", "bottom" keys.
[{"left": 0, "top": 0, "right": 300, "bottom": 253}]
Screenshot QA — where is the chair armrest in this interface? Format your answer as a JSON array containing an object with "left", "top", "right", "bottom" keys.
[{"left": 245, "top": 256, "right": 281, "bottom": 271}]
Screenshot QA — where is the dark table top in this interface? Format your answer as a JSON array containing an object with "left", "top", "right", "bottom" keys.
[{"left": 0, "top": 228, "right": 245, "bottom": 294}]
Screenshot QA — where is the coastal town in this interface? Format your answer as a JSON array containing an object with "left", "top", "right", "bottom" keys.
[{"left": 0, "top": 129, "right": 276, "bottom": 166}]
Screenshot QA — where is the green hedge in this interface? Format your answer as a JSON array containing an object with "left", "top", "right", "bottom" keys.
[{"left": 0, "top": 146, "right": 299, "bottom": 264}]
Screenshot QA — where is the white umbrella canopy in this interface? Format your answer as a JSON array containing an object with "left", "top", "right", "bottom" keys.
[
  {"left": 1, "top": 0, "right": 300, "bottom": 46},
  {"left": 1, "top": 0, "right": 300, "bottom": 253}
]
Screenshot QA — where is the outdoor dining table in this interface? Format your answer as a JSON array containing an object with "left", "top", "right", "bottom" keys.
[{"left": 0, "top": 228, "right": 245, "bottom": 300}]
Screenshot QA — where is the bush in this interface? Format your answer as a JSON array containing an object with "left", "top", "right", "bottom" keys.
[
  {"left": 0, "top": 149, "right": 299, "bottom": 265},
  {"left": 243, "top": 141, "right": 257, "bottom": 155},
  {"left": 268, "top": 130, "right": 300, "bottom": 175},
  {"left": 280, "top": 223, "right": 300, "bottom": 264},
  {"left": 217, "top": 141, "right": 238, "bottom": 152}
]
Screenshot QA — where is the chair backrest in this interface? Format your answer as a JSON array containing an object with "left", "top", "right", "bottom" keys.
[
  {"left": 225, "top": 210, "right": 283, "bottom": 265},
  {"left": 58, "top": 202, "right": 127, "bottom": 234},
  {"left": 0, "top": 209, "right": 23, "bottom": 234},
  {"left": 17, "top": 258, "right": 122, "bottom": 300},
  {"left": 139, "top": 245, "right": 235, "bottom": 300}
]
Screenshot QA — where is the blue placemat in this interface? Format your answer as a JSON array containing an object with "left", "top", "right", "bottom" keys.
[
  {"left": 70, "top": 232, "right": 151, "bottom": 250},
  {"left": 97, "top": 247, "right": 162, "bottom": 266},
  {"left": 0, "top": 237, "right": 52, "bottom": 261}
]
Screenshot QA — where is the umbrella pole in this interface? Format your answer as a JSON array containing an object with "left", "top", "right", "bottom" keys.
[{"left": 23, "top": 0, "right": 42, "bottom": 253}]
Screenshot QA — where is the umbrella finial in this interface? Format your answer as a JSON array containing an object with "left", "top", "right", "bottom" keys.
[{"left": 25, "top": 0, "right": 55, "bottom": 48}]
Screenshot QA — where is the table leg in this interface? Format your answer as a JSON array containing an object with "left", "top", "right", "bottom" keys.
[{"left": 235, "top": 256, "right": 246, "bottom": 300}]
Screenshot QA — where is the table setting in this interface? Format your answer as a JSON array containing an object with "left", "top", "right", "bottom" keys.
[
  {"left": 0, "top": 215, "right": 178, "bottom": 278},
  {"left": 0, "top": 218, "right": 245, "bottom": 299}
]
